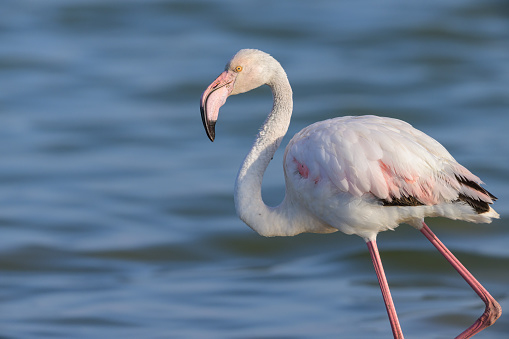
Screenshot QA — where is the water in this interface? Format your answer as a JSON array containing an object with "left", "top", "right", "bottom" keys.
[{"left": 1, "top": 0, "right": 508, "bottom": 338}]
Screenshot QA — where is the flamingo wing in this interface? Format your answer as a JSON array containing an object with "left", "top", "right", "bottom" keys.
[{"left": 286, "top": 115, "right": 496, "bottom": 212}]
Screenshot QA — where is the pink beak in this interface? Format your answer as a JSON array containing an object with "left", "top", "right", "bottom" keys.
[{"left": 200, "top": 70, "right": 237, "bottom": 141}]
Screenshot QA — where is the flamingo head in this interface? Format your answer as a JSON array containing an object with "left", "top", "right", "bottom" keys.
[{"left": 200, "top": 49, "right": 279, "bottom": 141}]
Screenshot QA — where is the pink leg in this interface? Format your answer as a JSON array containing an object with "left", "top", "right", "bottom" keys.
[
  {"left": 420, "top": 222, "right": 502, "bottom": 338},
  {"left": 367, "top": 240, "right": 404, "bottom": 339}
]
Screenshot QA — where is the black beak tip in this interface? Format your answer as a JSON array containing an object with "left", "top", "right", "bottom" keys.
[
  {"left": 200, "top": 104, "right": 216, "bottom": 142},
  {"left": 207, "top": 121, "right": 216, "bottom": 142}
]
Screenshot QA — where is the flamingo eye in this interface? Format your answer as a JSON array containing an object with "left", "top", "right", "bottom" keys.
[{"left": 234, "top": 66, "right": 243, "bottom": 72}]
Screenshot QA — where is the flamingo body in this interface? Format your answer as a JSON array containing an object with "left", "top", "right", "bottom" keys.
[
  {"left": 283, "top": 115, "right": 498, "bottom": 240},
  {"left": 199, "top": 49, "right": 501, "bottom": 338}
]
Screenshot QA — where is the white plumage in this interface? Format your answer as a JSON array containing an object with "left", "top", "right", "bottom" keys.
[{"left": 284, "top": 115, "right": 498, "bottom": 240}]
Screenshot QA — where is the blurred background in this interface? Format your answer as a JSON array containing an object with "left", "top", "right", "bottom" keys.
[{"left": 0, "top": 0, "right": 508, "bottom": 338}]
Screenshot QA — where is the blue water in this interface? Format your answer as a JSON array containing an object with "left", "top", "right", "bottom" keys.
[{"left": 1, "top": 1, "right": 508, "bottom": 338}]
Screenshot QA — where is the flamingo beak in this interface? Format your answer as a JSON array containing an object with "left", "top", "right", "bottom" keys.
[{"left": 200, "top": 70, "right": 237, "bottom": 142}]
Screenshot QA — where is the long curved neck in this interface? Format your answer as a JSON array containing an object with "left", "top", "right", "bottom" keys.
[{"left": 234, "top": 67, "right": 296, "bottom": 236}]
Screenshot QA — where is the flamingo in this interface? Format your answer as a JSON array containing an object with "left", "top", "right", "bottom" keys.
[{"left": 199, "top": 49, "right": 501, "bottom": 338}]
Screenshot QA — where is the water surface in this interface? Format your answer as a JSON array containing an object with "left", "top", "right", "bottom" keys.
[{"left": 1, "top": 1, "right": 508, "bottom": 338}]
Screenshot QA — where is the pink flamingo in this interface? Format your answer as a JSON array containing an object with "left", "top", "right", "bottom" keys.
[{"left": 199, "top": 49, "right": 501, "bottom": 338}]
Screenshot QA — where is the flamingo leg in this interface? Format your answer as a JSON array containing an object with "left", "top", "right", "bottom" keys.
[
  {"left": 367, "top": 240, "right": 404, "bottom": 339},
  {"left": 420, "top": 222, "right": 502, "bottom": 339}
]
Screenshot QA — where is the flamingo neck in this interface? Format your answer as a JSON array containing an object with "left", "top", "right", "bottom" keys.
[{"left": 233, "top": 68, "right": 296, "bottom": 236}]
